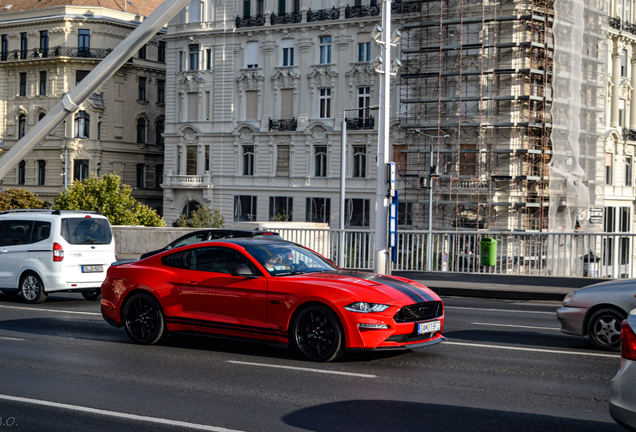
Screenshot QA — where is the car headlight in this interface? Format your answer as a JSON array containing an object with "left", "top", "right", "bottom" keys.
[
  {"left": 563, "top": 291, "right": 575, "bottom": 305},
  {"left": 344, "top": 302, "right": 390, "bottom": 313}
]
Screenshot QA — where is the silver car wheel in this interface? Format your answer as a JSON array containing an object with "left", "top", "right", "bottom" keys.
[
  {"left": 587, "top": 308, "right": 626, "bottom": 351},
  {"left": 21, "top": 275, "right": 40, "bottom": 301},
  {"left": 593, "top": 317, "right": 622, "bottom": 345}
]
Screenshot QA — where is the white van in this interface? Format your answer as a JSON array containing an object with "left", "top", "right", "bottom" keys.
[{"left": 0, "top": 210, "right": 116, "bottom": 303}]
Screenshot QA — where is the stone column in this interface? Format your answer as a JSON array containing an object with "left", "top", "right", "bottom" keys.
[
  {"left": 262, "top": 40, "right": 277, "bottom": 119},
  {"left": 630, "top": 54, "right": 636, "bottom": 129},
  {"left": 611, "top": 50, "right": 622, "bottom": 128}
]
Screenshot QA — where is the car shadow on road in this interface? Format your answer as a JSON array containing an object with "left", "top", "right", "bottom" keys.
[
  {"left": 0, "top": 318, "right": 128, "bottom": 343},
  {"left": 282, "top": 400, "right": 623, "bottom": 432},
  {"left": 444, "top": 329, "right": 599, "bottom": 351}
]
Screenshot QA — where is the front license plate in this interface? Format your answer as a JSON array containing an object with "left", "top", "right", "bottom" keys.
[
  {"left": 81, "top": 265, "right": 103, "bottom": 273},
  {"left": 418, "top": 320, "right": 441, "bottom": 334}
]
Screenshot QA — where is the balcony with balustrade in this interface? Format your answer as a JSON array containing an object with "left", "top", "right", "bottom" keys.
[
  {"left": 307, "top": 6, "right": 340, "bottom": 22},
  {"left": 235, "top": 14, "right": 266, "bottom": 28},
  {"left": 270, "top": 11, "right": 302, "bottom": 25},
  {"left": 345, "top": 116, "right": 374, "bottom": 130},
  {"left": 345, "top": 4, "right": 380, "bottom": 18},
  {"left": 269, "top": 118, "right": 297, "bottom": 131},
  {"left": 0, "top": 46, "right": 113, "bottom": 62}
]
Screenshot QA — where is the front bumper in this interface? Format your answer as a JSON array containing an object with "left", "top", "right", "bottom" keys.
[
  {"left": 353, "top": 334, "right": 445, "bottom": 351},
  {"left": 610, "top": 359, "right": 636, "bottom": 432},
  {"left": 556, "top": 306, "right": 588, "bottom": 336}
]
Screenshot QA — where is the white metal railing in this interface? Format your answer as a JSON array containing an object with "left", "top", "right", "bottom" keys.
[
  {"left": 270, "top": 228, "right": 636, "bottom": 278},
  {"left": 170, "top": 175, "right": 206, "bottom": 185}
]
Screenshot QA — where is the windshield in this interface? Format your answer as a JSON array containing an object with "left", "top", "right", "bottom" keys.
[{"left": 246, "top": 244, "right": 338, "bottom": 276}]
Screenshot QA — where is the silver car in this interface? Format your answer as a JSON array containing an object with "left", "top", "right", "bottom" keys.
[
  {"left": 557, "top": 279, "right": 636, "bottom": 351},
  {"left": 610, "top": 308, "right": 636, "bottom": 431}
]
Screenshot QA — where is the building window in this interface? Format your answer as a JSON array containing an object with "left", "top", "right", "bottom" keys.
[
  {"left": 315, "top": 146, "right": 327, "bottom": 177},
  {"left": 20, "top": 32, "right": 27, "bottom": 59},
  {"left": 278, "top": 0, "right": 286, "bottom": 14},
  {"left": 1, "top": 35, "right": 8, "bottom": 61},
  {"left": 357, "top": 33, "right": 371, "bottom": 62},
  {"left": 18, "top": 115, "right": 26, "bottom": 139},
  {"left": 39, "top": 71, "right": 47, "bottom": 96},
  {"left": 294, "top": 0, "right": 300, "bottom": 13},
  {"left": 156, "top": 120, "right": 164, "bottom": 146},
  {"left": 76, "top": 70, "right": 90, "bottom": 85},
  {"left": 345, "top": 198, "right": 370, "bottom": 227},
  {"left": 258, "top": 0, "right": 264, "bottom": 14},
  {"left": 245, "top": 91, "right": 258, "bottom": 120},
  {"left": 78, "top": 29, "right": 90, "bottom": 57},
  {"left": 137, "top": 118, "right": 146, "bottom": 144},
  {"left": 189, "top": 44, "right": 199, "bottom": 71},
  {"left": 157, "top": 79, "right": 165, "bottom": 104},
  {"left": 39, "top": 113, "right": 45, "bottom": 121},
  {"left": 269, "top": 196, "right": 293, "bottom": 221},
  {"left": 138, "top": 44, "right": 147, "bottom": 59},
  {"left": 627, "top": 156, "right": 633, "bottom": 186},
  {"left": 306, "top": 197, "right": 330, "bottom": 223},
  {"left": 40, "top": 30, "right": 49, "bottom": 57},
  {"left": 358, "top": 87, "right": 370, "bottom": 117},
  {"left": 353, "top": 146, "right": 366, "bottom": 178},
  {"left": 606, "top": 153, "right": 613, "bottom": 185},
  {"left": 155, "top": 165, "right": 163, "bottom": 189},
  {"left": 206, "top": 48, "right": 212, "bottom": 69},
  {"left": 319, "top": 88, "right": 331, "bottom": 118},
  {"left": 74, "top": 111, "right": 90, "bottom": 138},
  {"left": 182, "top": 201, "right": 200, "bottom": 218},
  {"left": 38, "top": 160, "right": 46, "bottom": 186},
  {"left": 188, "top": 0, "right": 201, "bottom": 22},
  {"left": 276, "top": 145, "right": 290, "bottom": 177},
  {"left": 97, "top": 122, "right": 101, "bottom": 140},
  {"left": 243, "top": 145, "right": 254, "bottom": 175},
  {"left": 234, "top": 195, "right": 257, "bottom": 221},
  {"left": 74, "top": 159, "right": 89, "bottom": 181},
  {"left": 620, "top": 99, "right": 625, "bottom": 127},
  {"left": 179, "top": 51, "right": 184, "bottom": 71},
  {"left": 17, "top": 160, "right": 25, "bottom": 185},
  {"left": 138, "top": 77, "right": 147, "bottom": 101},
  {"left": 158, "top": 41, "right": 166, "bottom": 62},
  {"left": 19, "top": 72, "right": 26, "bottom": 97},
  {"left": 319, "top": 36, "right": 331, "bottom": 64},
  {"left": 621, "top": 49, "right": 628, "bottom": 77},
  {"left": 136, "top": 164, "right": 145, "bottom": 188},
  {"left": 398, "top": 202, "right": 414, "bottom": 226},
  {"left": 243, "top": 0, "right": 251, "bottom": 18},
  {"left": 246, "top": 41, "right": 258, "bottom": 68},
  {"left": 282, "top": 39, "right": 294, "bottom": 66}
]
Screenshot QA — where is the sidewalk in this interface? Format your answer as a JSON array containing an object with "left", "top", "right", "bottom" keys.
[{"left": 116, "top": 254, "right": 610, "bottom": 302}]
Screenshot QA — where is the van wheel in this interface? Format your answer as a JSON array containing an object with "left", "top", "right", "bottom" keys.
[
  {"left": 82, "top": 289, "right": 102, "bottom": 301},
  {"left": 20, "top": 272, "right": 47, "bottom": 304}
]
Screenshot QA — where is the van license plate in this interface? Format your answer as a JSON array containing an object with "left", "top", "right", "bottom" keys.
[
  {"left": 82, "top": 265, "right": 103, "bottom": 273},
  {"left": 417, "top": 320, "right": 441, "bottom": 334}
]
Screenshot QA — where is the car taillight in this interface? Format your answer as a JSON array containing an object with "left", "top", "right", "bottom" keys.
[
  {"left": 53, "top": 242, "right": 64, "bottom": 262},
  {"left": 621, "top": 321, "right": 636, "bottom": 361}
]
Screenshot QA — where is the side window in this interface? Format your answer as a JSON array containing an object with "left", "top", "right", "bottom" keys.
[
  {"left": 191, "top": 247, "right": 259, "bottom": 275},
  {"left": 31, "top": 221, "right": 51, "bottom": 243},
  {"left": 171, "top": 232, "right": 208, "bottom": 248},
  {"left": 161, "top": 250, "right": 192, "bottom": 269},
  {"left": 0, "top": 220, "right": 34, "bottom": 246}
]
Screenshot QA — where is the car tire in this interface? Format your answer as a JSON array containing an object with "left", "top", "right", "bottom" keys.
[
  {"left": 122, "top": 292, "right": 166, "bottom": 345},
  {"left": 587, "top": 308, "right": 626, "bottom": 351},
  {"left": 81, "top": 289, "right": 102, "bottom": 301},
  {"left": 290, "top": 304, "right": 345, "bottom": 362},
  {"left": 20, "top": 272, "right": 47, "bottom": 304}
]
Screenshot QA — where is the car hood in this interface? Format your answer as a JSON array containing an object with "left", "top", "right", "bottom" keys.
[
  {"left": 568, "top": 278, "right": 636, "bottom": 310},
  {"left": 289, "top": 270, "right": 439, "bottom": 304}
]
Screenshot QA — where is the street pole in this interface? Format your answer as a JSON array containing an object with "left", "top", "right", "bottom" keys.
[
  {"left": 63, "top": 135, "right": 67, "bottom": 191},
  {"left": 339, "top": 111, "right": 347, "bottom": 268},
  {"left": 427, "top": 141, "right": 433, "bottom": 271},
  {"left": 373, "top": 0, "right": 391, "bottom": 275}
]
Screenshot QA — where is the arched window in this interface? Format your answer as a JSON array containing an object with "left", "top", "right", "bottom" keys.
[
  {"left": 155, "top": 120, "right": 164, "bottom": 146},
  {"left": 74, "top": 111, "right": 89, "bottom": 138},
  {"left": 38, "top": 112, "right": 45, "bottom": 121},
  {"left": 182, "top": 200, "right": 200, "bottom": 218},
  {"left": 18, "top": 115, "right": 26, "bottom": 139},
  {"left": 137, "top": 118, "right": 146, "bottom": 144}
]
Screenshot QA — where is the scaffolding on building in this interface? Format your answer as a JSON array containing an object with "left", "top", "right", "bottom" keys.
[{"left": 395, "top": 0, "right": 605, "bottom": 232}]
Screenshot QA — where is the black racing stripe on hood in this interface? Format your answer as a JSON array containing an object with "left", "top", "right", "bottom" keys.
[
  {"left": 376, "top": 276, "right": 436, "bottom": 302},
  {"left": 336, "top": 271, "right": 429, "bottom": 303}
]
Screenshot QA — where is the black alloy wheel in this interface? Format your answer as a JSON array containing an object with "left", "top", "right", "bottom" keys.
[
  {"left": 587, "top": 308, "right": 626, "bottom": 351},
  {"left": 291, "top": 304, "right": 345, "bottom": 362},
  {"left": 20, "top": 272, "right": 47, "bottom": 304},
  {"left": 122, "top": 293, "right": 166, "bottom": 345},
  {"left": 81, "top": 289, "right": 102, "bottom": 301}
]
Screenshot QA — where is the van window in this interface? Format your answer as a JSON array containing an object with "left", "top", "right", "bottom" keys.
[
  {"left": 31, "top": 221, "right": 51, "bottom": 243},
  {"left": 61, "top": 218, "right": 112, "bottom": 245},
  {"left": 0, "top": 220, "right": 34, "bottom": 246}
]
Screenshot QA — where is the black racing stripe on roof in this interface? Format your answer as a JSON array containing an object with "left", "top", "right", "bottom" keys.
[{"left": 335, "top": 271, "right": 427, "bottom": 303}]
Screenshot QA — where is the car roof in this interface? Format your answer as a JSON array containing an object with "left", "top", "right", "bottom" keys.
[{"left": 192, "top": 237, "right": 292, "bottom": 248}]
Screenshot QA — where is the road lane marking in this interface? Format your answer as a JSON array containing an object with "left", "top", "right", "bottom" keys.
[
  {"left": 227, "top": 360, "right": 377, "bottom": 378},
  {"left": 445, "top": 306, "right": 555, "bottom": 315},
  {"left": 0, "top": 336, "right": 24, "bottom": 341},
  {"left": 472, "top": 322, "right": 561, "bottom": 331},
  {"left": 443, "top": 340, "right": 620, "bottom": 358},
  {"left": 0, "top": 394, "right": 244, "bottom": 432},
  {"left": 0, "top": 304, "right": 101, "bottom": 316}
]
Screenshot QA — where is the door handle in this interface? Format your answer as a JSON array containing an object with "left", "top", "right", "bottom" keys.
[{"left": 186, "top": 281, "right": 198, "bottom": 285}]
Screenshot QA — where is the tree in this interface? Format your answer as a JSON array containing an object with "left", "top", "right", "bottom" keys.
[
  {"left": 0, "top": 188, "right": 50, "bottom": 212},
  {"left": 54, "top": 173, "right": 165, "bottom": 227},
  {"left": 173, "top": 205, "right": 224, "bottom": 228}
]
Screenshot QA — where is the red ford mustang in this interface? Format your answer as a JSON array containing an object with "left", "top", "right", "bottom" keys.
[{"left": 101, "top": 238, "right": 445, "bottom": 362}]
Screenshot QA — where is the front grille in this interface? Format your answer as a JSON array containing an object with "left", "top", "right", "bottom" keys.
[
  {"left": 393, "top": 301, "right": 443, "bottom": 323},
  {"left": 386, "top": 333, "right": 435, "bottom": 343}
]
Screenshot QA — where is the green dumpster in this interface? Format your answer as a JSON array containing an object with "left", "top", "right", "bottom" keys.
[{"left": 480, "top": 237, "right": 497, "bottom": 267}]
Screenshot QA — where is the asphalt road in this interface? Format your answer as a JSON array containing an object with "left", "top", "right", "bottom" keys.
[{"left": 0, "top": 292, "right": 625, "bottom": 432}]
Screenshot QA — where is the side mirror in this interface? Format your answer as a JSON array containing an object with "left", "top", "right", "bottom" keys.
[{"left": 231, "top": 264, "right": 257, "bottom": 278}]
